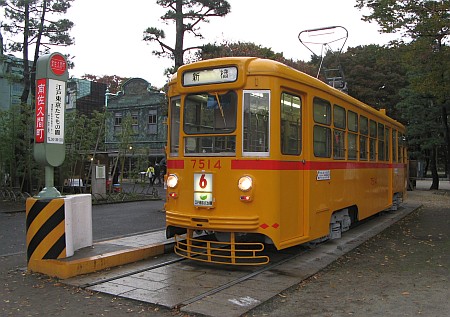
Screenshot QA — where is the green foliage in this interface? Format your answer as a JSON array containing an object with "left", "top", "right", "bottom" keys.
[
  {"left": 354, "top": 1, "right": 450, "bottom": 107},
  {"left": 199, "top": 41, "right": 284, "bottom": 59},
  {"left": 1, "top": 0, "right": 75, "bottom": 107},
  {"left": 156, "top": 0, "right": 231, "bottom": 25},
  {"left": 356, "top": 0, "right": 450, "bottom": 40},
  {"left": 339, "top": 44, "right": 408, "bottom": 119},
  {"left": 0, "top": 103, "right": 40, "bottom": 192},
  {"left": 110, "top": 113, "right": 134, "bottom": 185},
  {"left": 63, "top": 110, "right": 106, "bottom": 176},
  {"left": 397, "top": 89, "right": 444, "bottom": 157},
  {"left": 143, "top": 0, "right": 231, "bottom": 73},
  {"left": 0, "top": 109, "right": 14, "bottom": 187},
  {"left": 197, "top": 41, "right": 316, "bottom": 76},
  {"left": 0, "top": 85, "right": 107, "bottom": 193},
  {"left": 1, "top": 0, "right": 75, "bottom": 53},
  {"left": 43, "top": 18, "right": 74, "bottom": 46},
  {"left": 357, "top": 0, "right": 450, "bottom": 182},
  {"left": 402, "top": 38, "right": 450, "bottom": 105}
]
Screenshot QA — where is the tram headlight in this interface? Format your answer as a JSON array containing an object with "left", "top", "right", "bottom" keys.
[
  {"left": 166, "top": 174, "right": 179, "bottom": 188},
  {"left": 238, "top": 176, "right": 253, "bottom": 192}
]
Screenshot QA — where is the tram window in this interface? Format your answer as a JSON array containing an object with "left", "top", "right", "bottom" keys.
[
  {"left": 281, "top": 92, "right": 302, "bottom": 155},
  {"left": 243, "top": 90, "right": 270, "bottom": 155},
  {"left": 360, "top": 116, "right": 368, "bottom": 135},
  {"left": 333, "top": 130, "right": 345, "bottom": 159},
  {"left": 333, "top": 105, "right": 346, "bottom": 129},
  {"left": 184, "top": 135, "right": 236, "bottom": 155},
  {"left": 359, "top": 135, "right": 368, "bottom": 160},
  {"left": 348, "top": 133, "right": 357, "bottom": 160},
  {"left": 378, "top": 123, "right": 385, "bottom": 161},
  {"left": 169, "top": 97, "right": 181, "bottom": 156},
  {"left": 385, "top": 127, "right": 390, "bottom": 162},
  {"left": 332, "top": 105, "right": 346, "bottom": 160},
  {"left": 392, "top": 130, "right": 398, "bottom": 162},
  {"left": 184, "top": 91, "right": 237, "bottom": 134},
  {"left": 348, "top": 111, "right": 358, "bottom": 132},
  {"left": 398, "top": 133, "right": 404, "bottom": 163},
  {"left": 314, "top": 125, "right": 331, "bottom": 157},
  {"left": 369, "top": 138, "right": 376, "bottom": 161},
  {"left": 369, "top": 120, "right": 377, "bottom": 138},
  {"left": 369, "top": 120, "right": 377, "bottom": 161},
  {"left": 313, "top": 98, "right": 331, "bottom": 125}
]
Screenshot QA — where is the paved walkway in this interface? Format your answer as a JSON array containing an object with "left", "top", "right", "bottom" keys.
[
  {"left": 64, "top": 201, "right": 421, "bottom": 317},
  {"left": 414, "top": 178, "right": 450, "bottom": 190}
]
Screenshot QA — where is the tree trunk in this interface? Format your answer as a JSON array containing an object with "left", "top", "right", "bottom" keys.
[
  {"left": 30, "top": 0, "right": 48, "bottom": 101},
  {"left": 16, "top": 3, "right": 31, "bottom": 192},
  {"left": 430, "top": 146, "right": 439, "bottom": 190},
  {"left": 84, "top": 119, "right": 104, "bottom": 193},
  {"left": 174, "top": 0, "right": 185, "bottom": 71},
  {"left": 20, "top": 3, "right": 30, "bottom": 104},
  {"left": 442, "top": 104, "right": 450, "bottom": 179}
]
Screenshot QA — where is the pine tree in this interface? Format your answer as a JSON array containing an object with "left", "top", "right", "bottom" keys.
[{"left": 143, "top": 0, "right": 231, "bottom": 75}]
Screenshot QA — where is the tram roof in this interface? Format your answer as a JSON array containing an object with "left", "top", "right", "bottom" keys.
[{"left": 172, "top": 57, "right": 405, "bottom": 130}]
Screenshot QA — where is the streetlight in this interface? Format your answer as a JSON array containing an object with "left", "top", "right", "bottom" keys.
[
  {"left": 128, "top": 146, "right": 133, "bottom": 178},
  {"left": 105, "top": 88, "right": 120, "bottom": 108},
  {"left": 105, "top": 88, "right": 120, "bottom": 185}
]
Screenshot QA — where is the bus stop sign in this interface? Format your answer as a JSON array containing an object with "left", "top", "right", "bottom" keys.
[{"left": 34, "top": 52, "right": 68, "bottom": 167}]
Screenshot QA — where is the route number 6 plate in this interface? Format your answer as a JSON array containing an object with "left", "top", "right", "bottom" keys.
[{"left": 193, "top": 173, "right": 213, "bottom": 207}]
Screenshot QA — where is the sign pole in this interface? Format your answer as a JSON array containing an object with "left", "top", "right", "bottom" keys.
[
  {"left": 33, "top": 52, "right": 68, "bottom": 198},
  {"left": 39, "top": 166, "right": 61, "bottom": 198},
  {"left": 27, "top": 53, "right": 93, "bottom": 273}
]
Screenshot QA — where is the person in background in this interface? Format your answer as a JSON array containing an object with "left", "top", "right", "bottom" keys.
[
  {"left": 146, "top": 164, "right": 155, "bottom": 185},
  {"left": 112, "top": 167, "right": 120, "bottom": 184},
  {"left": 153, "top": 162, "right": 162, "bottom": 186},
  {"left": 160, "top": 158, "right": 167, "bottom": 177}
]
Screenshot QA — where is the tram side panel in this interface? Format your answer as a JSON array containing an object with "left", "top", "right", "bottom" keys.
[
  {"left": 306, "top": 168, "right": 334, "bottom": 241},
  {"left": 305, "top": 165, "right": 392, "bottom": 242},
  {"left": 278, "top": 168, "right": 305, "bottom": 246},
  {"left": 228, "top": 166, "right": 304, "bottom": 250},
  {"left": 356, "top": 166, "right": 391, "bottom": 219},
  {"left": 392, "top": 164, "right": 407, "bottom": 198},
  {"left": 240, "top": 168, "right": 283, "bottom": 242}
]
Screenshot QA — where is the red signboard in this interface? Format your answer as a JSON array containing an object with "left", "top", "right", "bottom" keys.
[
  {"left": 50, "top": 54, "right": 67, "bottom": 76},
  {"left": 35, "top": 78, "right": 47, "bottom": 143}
]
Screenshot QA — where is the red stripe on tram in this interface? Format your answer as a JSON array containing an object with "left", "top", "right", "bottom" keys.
[
  {"left": 168, "top": 159, "right": 405, "bottom": 171},
  {"left": 231, "top": 159, "right": 400, "bottom": 171},
  {"left": 167, "top": 160, "right": 185, "bottom": 169}
]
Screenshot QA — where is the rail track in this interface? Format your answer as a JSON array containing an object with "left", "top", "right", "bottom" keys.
[{"left": 63, "top": 204, "right": 418, "bottom": 317}]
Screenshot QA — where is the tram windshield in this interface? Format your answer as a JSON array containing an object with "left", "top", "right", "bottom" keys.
[
  {"left": 184, "top": 91, "right": 237, "bottom": 134},
  {"left": 183, "top": 91, "right": 237, "bottom": 156}
]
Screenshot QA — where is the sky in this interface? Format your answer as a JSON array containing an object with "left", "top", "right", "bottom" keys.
[{"left": 7, "top": 0, "right": 399, "bottom": 88}]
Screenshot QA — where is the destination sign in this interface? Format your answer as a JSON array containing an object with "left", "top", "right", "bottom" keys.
[{"left": 183, "top": 66, "right": 238, "bottom": 86}]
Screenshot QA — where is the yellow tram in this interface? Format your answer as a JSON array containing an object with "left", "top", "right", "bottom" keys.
[{"left": 164, "top": 57, "right": 407, "bottom": 265}]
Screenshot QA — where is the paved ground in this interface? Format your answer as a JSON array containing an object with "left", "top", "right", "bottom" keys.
[
  {"left": 248, "top": 188, "right": 450, "bottom": 317},
  {"left": 1, "top": 180, "right": 449, "bottom": 317}
]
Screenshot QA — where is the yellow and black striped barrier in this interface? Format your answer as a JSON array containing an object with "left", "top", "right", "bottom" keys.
[
  {"left": 24, "top": 195, "right": 164, "bottom": 279},
  {"left": 26, "top": 197, "right": 67, "bottom": 262}
]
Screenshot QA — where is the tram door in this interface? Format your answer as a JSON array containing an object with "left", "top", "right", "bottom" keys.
[
  {"left": 280, "top": 169, "right": 304, "bottom": 241},
  {"left": 279, "top": 92, "right": 304, "bottom": 241}
]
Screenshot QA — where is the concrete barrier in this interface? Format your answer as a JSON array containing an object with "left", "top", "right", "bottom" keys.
[{"left": 26, "top": 194, "right": 92, "bottom": 274}]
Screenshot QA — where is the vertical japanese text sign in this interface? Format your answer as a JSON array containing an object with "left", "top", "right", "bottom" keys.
[{"left": 34, "top": 53, "right": 68, "bottom": 167}]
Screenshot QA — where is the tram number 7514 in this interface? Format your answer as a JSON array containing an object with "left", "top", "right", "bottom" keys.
[{"left": 191, "top": 159, "right": 221, "bottom": 170}]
